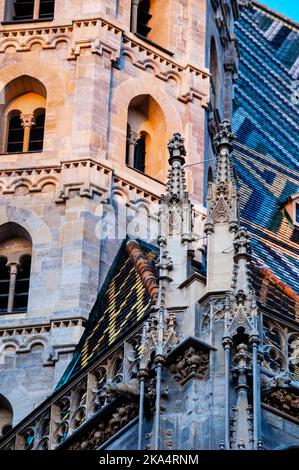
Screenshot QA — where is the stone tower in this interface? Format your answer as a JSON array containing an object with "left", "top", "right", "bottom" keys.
[{"left": 0, "top": 0, "right": 240, "bottom": 432}]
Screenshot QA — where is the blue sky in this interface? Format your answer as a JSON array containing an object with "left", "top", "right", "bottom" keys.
[{"left": 260, "top": 1, "right": 299, "bottom": 22}]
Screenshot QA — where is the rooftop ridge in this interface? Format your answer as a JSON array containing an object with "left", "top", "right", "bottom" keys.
[{"left": 253, "top": 1, "right": 299, "bottom": 30}]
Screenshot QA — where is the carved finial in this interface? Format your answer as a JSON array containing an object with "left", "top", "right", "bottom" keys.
[
  {"left": 214, "top": 120, "right": 234, "bottom": 152},
  {"left": 167, "top": 133, "right": 186, "bottom": 165},
  {"left": 234, "top": 227, "right": 251, "bottom": 257}
]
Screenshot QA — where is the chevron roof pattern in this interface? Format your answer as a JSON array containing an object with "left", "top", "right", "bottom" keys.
[
  {"left": 233, "top": 2, "right": 299, "bottom": 319},
  {"left": 56, "top": 240, "right": 158, "bottom": 389}
]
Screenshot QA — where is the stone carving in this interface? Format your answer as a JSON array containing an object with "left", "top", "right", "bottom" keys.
[
  {"left": 263, "top": 388, "right": 299, "bottom": 420},
  {"left": 167, "top": 133, "right": 186, "bottom": 163},
  {"left": 100, "top": 378, "right": 140, "bottom": 400},
  {"left": 261, "top": 372, "right": 291, "bottom": 396},
  {"left": 213, "top": 119, "right": 235, "bottom": 150},
  {"left": 262, "top": 319, "right": 299, "bottom": 382},
  {"left": 68, "top": 402, "right": 139, "bottom": 450},
  {"left": 169, "top": 346, "right": 210, "bottom": 385},
  {"left": 210, "top": 196, "right": 230, "bottom": 224}
]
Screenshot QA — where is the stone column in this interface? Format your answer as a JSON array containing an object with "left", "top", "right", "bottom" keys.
[
  {"left": 7, "top": 262, "right": 19, "bottom": 314},
  {"left": 127, "top": 130, "right": 139, "bottom": 167},
  {"left": 131, "top": 0, "right": 139, "bottom": 34},
  {"left": 20, "top": 114, "right": 35, "bottom": 153},
  {"left": 33, "top": 0, "right": 40, "bottom": 19}
]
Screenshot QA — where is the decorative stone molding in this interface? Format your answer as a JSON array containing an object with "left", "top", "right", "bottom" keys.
[
  {"left": 263, "top": 388, "right": 299, "bottom": 420},
  {"left": 0, "top": 324, "right": 51, "bottom": 338},
  {"left": 0, "top": 332, "right": 143, "bottom": 450},
  {"left": 166, "top": 337, "right": 216, "bottom": 386},
  {"left": 262, "top": 318, "right": 299, "bottom": 383},
  {"left": 0, "top": 318, "right": 86, "bottom": 366},
  {"left": 68, "top": 401, "right": 139, "bottom": 450},
  {"left": 205, "top": 120, "right": 239, "bottom": 235},
  {"left": 121, "top": 36, "right": 209, "bottom": 107},
  {"left": 0, "top": 167, "right": 61, "bottom": 196},
  {"left": 0, "top": 17, "right": 209, "bottom": 108},
  {"left": 0, "top": 159, "right": 112, "bottom": 201},
  {"left": 200, "top": 295, "right": 226, "bottom": 336}
]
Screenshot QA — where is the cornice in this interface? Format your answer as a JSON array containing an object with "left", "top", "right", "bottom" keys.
[{"left": 0, "top": 16, "right": 210, "bottom": 107}]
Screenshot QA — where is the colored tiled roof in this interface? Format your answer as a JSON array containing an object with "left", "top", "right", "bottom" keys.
[
  {"left": 233, "top": 2, "right": 299, "bottom": 312},
  {"left": 56, "top": 239, "right": 158, "bottom": 389}
]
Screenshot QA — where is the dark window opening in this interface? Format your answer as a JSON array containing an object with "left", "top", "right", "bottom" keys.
[
  {"left": 14, "top": 255, "right": 31, "bottom": 312},
  {"left": 0, "top": 258, "right": 9, "bottom": 314},
  {"left": 137, "top": 0, "right": 152, "bottom": 38},
  {"left": 296, "top": 203, "right": 299, "bottom": 224},
  {"left": 210, "top": 37, "right": 219, "bottom": 111},
  {"left": 13, "top": 0, "right": 34, "bottom": 21},
  {"left": 29, "top": 112, "right": 45, "bottom": 152},
  {"left": 9, "top": 0, "right": 54, "bottom": 22},
  {"left": 39, "top": 0, "right": 55, "bottom": 19},
  {"left": 7, "top": 114, "right": 24, "bottom": 154},
  {"left": 134, "top": 134, "right": 146, "bottom": 173}
]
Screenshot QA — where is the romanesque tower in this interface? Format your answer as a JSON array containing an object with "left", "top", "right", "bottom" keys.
[{"left": 0, "top": 0, "right": 239, "bottom": 432}]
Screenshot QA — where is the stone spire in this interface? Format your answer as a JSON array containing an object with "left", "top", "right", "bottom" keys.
[
  {"left": 159, "top": 133, "right": 193, "bottom": 246},
  {"left": 205, "top": 120, "right": 238, "bottom": 234},
  {"left": 225, "top": 227, "right": 259, "bottom": 337},
  {"left": 138, "top": 133, "right": 196, "bottom": 449},
  {"left": 166, "top": 132, "right": 187, "bottom": 201},
  {"left": 205, "top": 120, "right": 239, "bottom": 292},
  {"left": 223, "top": 227, "right": 262, "bottom": 450}
]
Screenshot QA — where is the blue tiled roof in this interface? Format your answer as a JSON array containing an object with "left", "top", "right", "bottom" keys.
[{"left": 233, "top": 2, "right": 299, "bottom": 298}]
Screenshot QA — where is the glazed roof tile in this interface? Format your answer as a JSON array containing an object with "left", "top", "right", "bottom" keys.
[
  {"left": 56, "top": 239, "right": 158, "bottom": 388},
  {"left": 233, "top": 2, "right": 299, "bottom": 316}
]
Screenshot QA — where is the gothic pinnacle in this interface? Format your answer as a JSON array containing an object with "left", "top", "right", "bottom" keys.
[
  {"left": 167, "top": 133, "right": 186, "bottom": 166},
  {"left": 164, "top": 133, "right": 188, "bottom": 202},
  {"left": 214, "top": 120, "right": 235, "bottom": 152}
]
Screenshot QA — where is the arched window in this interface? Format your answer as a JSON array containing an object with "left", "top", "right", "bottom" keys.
[
  {"left": 0, "top": 76, "right": 47, "bottom": 154},
  {"left": 126, "top": 95, "right": 166, "bottom": 180},
  {"left": 14, "top": 255, "right": 31, "bottom": 312},
  {"left": 210, "top": 37, "right": 219, "bottom": 112},
  {"left": 0, "top": 223, "right": 32, "bottom": 314},
  {"left": 4, "top": 0, "right": 55, "bottom": 22},
  {"left": 134, "top": 132, "right": 146, "bottom": 173},
  {"left": 0, "top": 257, "right": 10, "bottom": 314},
  {"left": 6, "top": 112, "right": 24, "bottom": 154},
  {"left": 28, "top": 109, "right": 45, "bottom": 152},
  {"left": 0, "top": 395, "right": 13, "bottom": 438}
]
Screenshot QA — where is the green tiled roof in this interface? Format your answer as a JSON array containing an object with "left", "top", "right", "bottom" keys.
[{"left": 56, "top": 239, "right": 158, "bottom": 389}]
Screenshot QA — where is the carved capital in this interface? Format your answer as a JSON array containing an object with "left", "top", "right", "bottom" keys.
[{"left": 20, "top": 113, "right": 35, "bottom": 128}]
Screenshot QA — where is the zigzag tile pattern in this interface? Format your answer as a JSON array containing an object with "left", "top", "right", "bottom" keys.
[
  {"left": 56, "top": 240, "right": 157, "bottom": 388},
  {"left": 233, "top": 3, "right": 299, "bottom": 317}
]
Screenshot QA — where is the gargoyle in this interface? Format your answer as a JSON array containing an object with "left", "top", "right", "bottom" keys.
[
  {"left": 100, "top": 378, "right": 140, "bottom": 400},
  {"left": 261, "top": 372, "right": 291, "bottom": 396}
]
